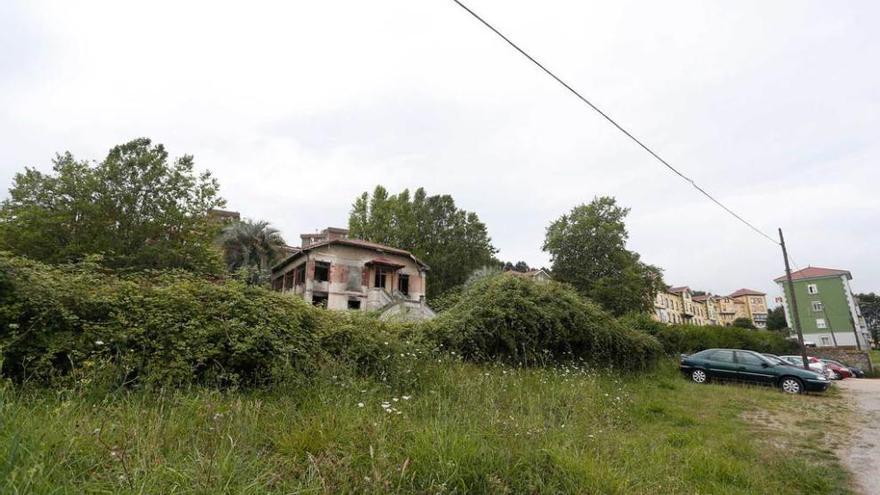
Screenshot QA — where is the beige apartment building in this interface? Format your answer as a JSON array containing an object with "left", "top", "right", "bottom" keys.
[
  {"left": 729, "top": 288, "right": 768, "bottom": 328},
  {"left": 654, "top": 286, "right": 768, "bottom": 328},
  {"left": 271, "top": 227, "right": 435, "bottom": 320}
]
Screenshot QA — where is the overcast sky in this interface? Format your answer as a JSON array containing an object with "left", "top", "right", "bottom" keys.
[{"left": 2, "top": 0, "right": 878, "bottom": 300}]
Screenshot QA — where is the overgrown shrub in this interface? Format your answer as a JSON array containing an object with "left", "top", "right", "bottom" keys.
[
  {"left": 314, "top": 310, "right": 428, "bottom": 384},
  {"left": 0, "top": 253, "right": 320, "bottom": 387},
  {"left": 426, "top": 273, "right": 662, "bottom": 369},
  {"left": 652, "top": 324, "right": 799, "bottom": 355}
]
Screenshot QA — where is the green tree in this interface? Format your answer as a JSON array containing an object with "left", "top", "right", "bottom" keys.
[
  {"left": 766, "top": 305, "right": 788, "bottom": 332},
  {"left": 348, "top": 186, "right": 497, "bottom": 298},
  {"left": 0, "top": 138, "right": 224, "bottom": 272},
  {"left": 542, "top": 197, "right": 663, "bottom": 316},
  {"left": 732, "top": 317, "right": 757, "bottom": 330},
  {"left": 220, "top": 219, "right": 287, "bottom": 285},
  {"left": 856, "top": 293, "right": 879, "bottom": 348}
]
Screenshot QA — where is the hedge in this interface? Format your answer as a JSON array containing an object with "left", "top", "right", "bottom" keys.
[
  {"left": 426, "top": 273, "right": 662, "bottom": 370},
  {"left": 0, "top": 253, "right": 320, "bottom": 387}
]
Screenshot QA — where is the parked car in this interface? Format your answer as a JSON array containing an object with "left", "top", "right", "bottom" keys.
[
  {"left": 680, "top": 349, "right": 829, "bottom": 394},
  {"left": 778, "top": 355, "right": 830, "bottom": 378},
  {"left": 819, "top": 359, "right": 852, "bottom": 379},
  {"left": 821, "top": 359, "right": 862, "bottom": 378}
]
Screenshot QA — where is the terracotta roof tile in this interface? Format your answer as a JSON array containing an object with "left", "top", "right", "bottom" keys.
[{"left": 773, "top": 266, "right": 851, "bottom": 283}]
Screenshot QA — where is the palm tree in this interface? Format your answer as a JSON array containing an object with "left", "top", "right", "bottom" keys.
[{"left": 220, "top": 220, "right": 287, "bottom": 283}]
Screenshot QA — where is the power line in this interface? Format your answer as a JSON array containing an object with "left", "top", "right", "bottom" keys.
[{"left": 450, "top": 0, "right": 780, "bottom": 246}]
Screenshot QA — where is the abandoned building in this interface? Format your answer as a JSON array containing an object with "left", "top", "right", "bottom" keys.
[{"left": 270, "top": 227, "right": 435, "bottom": 320}]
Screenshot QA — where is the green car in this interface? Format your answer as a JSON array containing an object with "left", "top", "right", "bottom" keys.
[{"left": 679, "top": 348, "right": 829, "bottom": 394}]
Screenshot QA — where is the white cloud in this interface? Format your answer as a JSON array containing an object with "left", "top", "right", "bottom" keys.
[{"left": 1, "top": 0, "right": 878, "bottom": 299}]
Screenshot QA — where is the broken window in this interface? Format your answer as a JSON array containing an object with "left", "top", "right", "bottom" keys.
[
  {"left": 294, "top": 265, "right": 306, "bottom": 285},
  {"left": 312, "top": 292, "right": 328, "bottom": 308},
  {"left": 347, "top": 299, "right": 361, "bottom": 310},
  {"left": 314, "top": 261, "right": 330, "bottom": 282},
  {"left": 283, "top": 271, "right": 294, "bottom": 290},
  {"left": 398, "top": 274, "right": 409, "bottom": 295}
]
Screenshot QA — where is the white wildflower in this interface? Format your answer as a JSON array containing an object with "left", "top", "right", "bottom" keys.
[{"left": 357, "top": 402, "right": 365, "bottom": 408}]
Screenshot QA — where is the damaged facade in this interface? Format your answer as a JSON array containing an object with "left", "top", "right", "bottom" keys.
[{"left": 271, "top": 227, "right": 435, "bottom": 320}]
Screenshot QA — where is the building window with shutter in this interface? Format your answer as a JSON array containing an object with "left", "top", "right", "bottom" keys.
[
  {"left": 807, "top": 284, "right": 819, "bottom": 295},
  {"left": 816, "top": 318, "right": 827, "bottom": 329},
  {"left": 811, "top": 301, "right": 823, "bottom": 312}
]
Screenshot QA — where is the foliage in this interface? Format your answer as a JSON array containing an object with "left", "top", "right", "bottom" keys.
[
  {"left": 543, "top": 197, "right": 664, "bottom": 316},
  {"left": 502, "top": 260, "right": 531, "bottom": 272},
  {"left": 0, "top": 138, "right": 224, "bottom": 273},
  {"left": 618, "top": 312, "right": 668, "bottom": 336},
  {"left": 426, "top": 273, "right": 662, "bottom": 369},
  {"left": 220, "top": 219, "right": 287, "bottom": 285},
  {"left": 313, "top": 310, "right": 426, "bottom": 385},
  {"left": 652, "top": 324, "right": 798, "bottom": 356},
  {"left": 856, "top": 293, "right": 879, "bottom": 347},
  {"left": 732, "top": 317, "right": 757, "bottom": 329},
  {"left": 348, "top": 186, "right": 497, "bottom": 299},
  {"left": 0, "top": 253, "right": 319, "bottom": 387},
  {"left": 0, "top": 361, "right": 852, "bottom": 494},
  {"left": 766, "top": 305, "right": 789, "bottom": 332}
]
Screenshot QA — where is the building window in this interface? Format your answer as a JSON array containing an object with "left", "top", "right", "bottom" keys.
[
  {"left": 821, "top": 337, "right": 830, "bottom": 346},
  {"left": 811, "top": 301, "right": 823, "bottom": 312},
  {"left": 347, "top": 299, "right": 361, "bottom": 310},
  {"left": 398, "top": 274, "right": 410, "bottom": 296},
  {"left": 294, "top": 265, "right": 306, "bottom": 285},
  {"left": 283, "top": 271, "right": 294, "bottom": 290},
  {"left": 816, "top": 318, "right": 827, "bottom": 329},
  {"left": 807, "top": 284, "right": 818, "bottom": 295},
  {"left": 312, "top": 292, "right": 328, "bottom": 308},
  {"left": 374, "top": 267, "right": 390, "bottom": 289},
  {"left": 314, "top": 261, "right": 330, "bottom": 282}
]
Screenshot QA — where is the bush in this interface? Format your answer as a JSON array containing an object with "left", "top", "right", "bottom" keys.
[
  {"left": 0, "top": 253, "right": 320, "bottom": 387},
  {"left": 426, "top": 273, "right": 662, "bottom": 370},
  {"left": 313, "top": 310, "right": 427, "bottom": 384},
  {"left": 652, "top": 323, "right": 798, "bottom": 355}
]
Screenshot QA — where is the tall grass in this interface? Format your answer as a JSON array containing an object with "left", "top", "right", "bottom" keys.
[{"left": 0, "top": 359, "right": 850, "bottom": 494}]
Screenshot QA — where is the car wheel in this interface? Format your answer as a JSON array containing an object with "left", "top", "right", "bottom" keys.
[
  {"left": 691, "top": 369, "right": 708, "bottom": 384},
  {"left": 780, "top": 376, "right": 803, "bottom": 394}
]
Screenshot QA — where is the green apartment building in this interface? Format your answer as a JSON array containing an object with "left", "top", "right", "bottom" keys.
[{"left": 774, "top": 266, "right": 870, "bottom": 348}]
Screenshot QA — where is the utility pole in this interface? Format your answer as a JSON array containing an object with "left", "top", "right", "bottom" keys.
[{"left": 779, "top": 228, "right": 810, "bottom": 370}]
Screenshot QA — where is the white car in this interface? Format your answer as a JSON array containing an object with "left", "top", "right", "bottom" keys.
[{"left": 779, "top": 355, "right": 832, "bottom": 379}]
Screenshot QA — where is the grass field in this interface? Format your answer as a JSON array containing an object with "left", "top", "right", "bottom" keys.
[{"left": 0, "top": 360, "right": 853, "bottom": 494}]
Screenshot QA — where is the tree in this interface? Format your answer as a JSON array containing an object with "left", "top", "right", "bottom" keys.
[
  {"left": 766, "top": 305, "right": 788, "bottom": 332},
  {"left": 856, "top": 293, "right": 879, "bottom": 348},
  {"left": 0, "top": 138, "right": 224, "bottom": 272},
  {"left": 220, "top": 220, "right": 287, "bottom": 285},
  {"left": 348, "top": 186, "right": 497, "bottom": 298},
  {"left": 501, "top": 261, "right": 530, "bottom": 272},
  {"left": 542, "top": 197, "right": 663, "bottom": 316},
  {"left": 732, "top": 317, "right": 757, "bottom": 330}
]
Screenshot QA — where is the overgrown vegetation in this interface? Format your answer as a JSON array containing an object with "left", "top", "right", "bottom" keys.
[
  {"left": 0, "top": 361, "right": 852, "bottom": 494},
  {"left": 621, "top": 313, "right": 799, "bottom": 356},
  {"left": 427, "top": 273, "right": 662, "bottom": 369}
]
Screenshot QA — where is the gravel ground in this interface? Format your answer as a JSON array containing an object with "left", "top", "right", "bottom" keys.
[{"left": 837, "top": 378, "right": 880, "bottom": 495}]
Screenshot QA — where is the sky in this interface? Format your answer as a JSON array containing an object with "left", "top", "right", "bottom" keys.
[{"left": 2, "top": 0, "right": 878, "bottom": 300}]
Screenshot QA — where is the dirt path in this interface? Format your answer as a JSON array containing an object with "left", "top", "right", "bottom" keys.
[{"left": 837, "top": 379, "right": 880, "bottom": 495}]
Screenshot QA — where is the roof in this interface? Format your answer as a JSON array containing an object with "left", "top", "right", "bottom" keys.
[
  {"left": 773, "top": 266, "right": 852, "bottom": 283},
  {"left": 691, "top": 295, "right": 711, "bottom": 302},
  {"left": 729, "top": 288, "right": 766, "bottom": 297},
  {"left": 668, "top": 286, "right": 691, "bottom": 294},
  {"left": 271, "top": 237, "right": 429, "bottom": 272}
]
